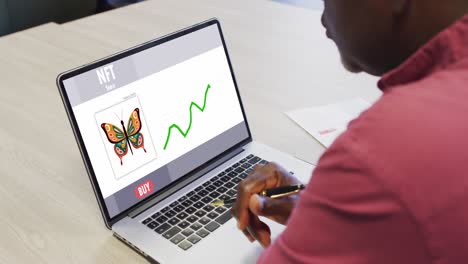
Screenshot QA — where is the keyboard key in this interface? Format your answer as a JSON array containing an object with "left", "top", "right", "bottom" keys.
[
  {"left": 176, "top": 212, "right": 189, "bottom": 220},
  {"left": 210, "top": 176, "right": 219, "bottom": 182},
  {"left": 219, "top": 194, "right": 230, "bottom": 201},
  {"left": 205, "top": 185, "right": 216, "bottom": 192},
  {"left": 168, "top": 218, "right": 180, "bottom": 225},
  {"left": 202, "top": 181, "right": 211, "bottom": 187},
  {"left": 239, "top": 158, "right": 247, "bottom": 163},
  {"left": 246, "top": 168, "right": 253, "bottom": 174},
  {"left": 170, "top": 234, "right": 185, "bottom": 245},
  {"left": 217, "top": 186, "right": 228, "bottom": 193},
  {"left": 173, "top": 205, "right": 185, "bottom": 212},
  {"left": 246, "top": 154, "right": 254, "bottom": 159},
  {"left": 187, "top": 235, "right": 201, "bottom": 244},
  {"left": 205, "top": 221, "right": 220, "bottom": 232},
  {"left": 228, "top": 172, "right": 238, "bottom": 177},
  {"left": 163, "top": 226, "right": 181, "bottom": 239},
  {"left": 218, "top": 171, "right": 226, "bottom": 176},
  {"left": 155, "top": 223, "right": 171, "bottom": 234},
  {"left": 161, "top": 207, "right": 170, "bottom": 213},
  {"left": 178, "top": 240, "right": 192, "bottom": 251},
  {"left": 201, "top": 197, "right": 212, "bottom": 204},
  {"left": 165, "top": 210, "right": 177, "bottom": 218},
  {"left": 234, "top": 167, "right": 244, "bottom": 173},
  {"left": 187, "top": 191, "right": 196, "bottom": 197},
  {"left": 156, "top": 216, "right": 168, "bottom": 224},
  {"left": 147, "top": 221, "right": 159, "bottom": 229},
  {"left": 190, "top": 195, "right": 201, "bottom": 202},
  {"left": 199, "top": 217, "right": 210, "bottom": 225},
  {"left": 209, "top": 191, "right": 221, "bottom": 199},
  {"left": 207, "top": 212, "right": 219, "bottom": 219},
  {"left": 241, "top": 163, "right": 251, "bottom": 169},
  {"left": 212, "top": 181, "right": 223, "bottom": 187},
  {"left": 259, "top": 159, "right": 268, "bottom": 165},
  {"left": 227, "top": 189, "right": 237, "bottom": 196},
  {"left": 225, "top": 167, "right": 233, "bottom": 173},
  {"left": 215, "top": 211, "right": 233, "bottom": 225},
  {"left": 195, "top": 186, "right": 203, "bottom": 192},
  {"left": 178, "top": 221, "right": 190, "bottom": 229},
  {"left": 182, "top": 228, "right": 194, "bottom": 237},
  {"left": 215, "top": 207, "right": 227, "bottom": 214},
  {"left": 190, "top": 222, "right": 203, "bottom": 231},
  {"left": 185, "top": 207, "right": 196, "bottom": 214},
  {"left": 248, "top": 157, "right": 261, "bottom": 164},
  {"left": 170, "top": 201, "right": 179, "bottom": 207},
  {"left": 142, "top": 217, "right": 152, "bottom": 225},
  {"left": 238, "top": 173, "right": 248, "bottom": 179},
  {"left": 181, "top": 200, "right": 193, "bottom": 207},
  {"left": 186, "top": 215, "right": 199, "bottom": 223},
  {"left": 197, "top": 190, "right": 208, "bottom": 197},
  {"left": 193, "top": 202, "right": 205, "bottom": 209},
  {"left": 151, "top": 212, "right": 161, "bottom": 219},
  {"left": 196, "top": 229, "right": 210, "bottom": 238},
  {"left": 232, "top": 162, "right": 240, "bottom": 168},
  {"left": 220, "top": 176, "right": 231, "bottom": 182},
  {"left": 231, "top": 177, "right": 242, "bottom": 184},
  {"left": 203, "top": 204, "right": 215, "bottom": 212},
  {"left": 178, "top": 196, "right": 187, "bottom": 202},
  {"left": 195, "top": 210, "right": 207, "bottom": 217},
  {"left": 224, "top": 182, "right": 235, "bottom": 189}
]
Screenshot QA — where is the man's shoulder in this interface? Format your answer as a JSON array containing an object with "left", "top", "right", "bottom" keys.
[
  {"left": 347, "top": 66, "right": 468, "bottom": 157},
  {"left": 335, "top": 70, "right": 468, "bottom": 222}
]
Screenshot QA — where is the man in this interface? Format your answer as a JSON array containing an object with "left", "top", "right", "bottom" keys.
[{"left": 232, "top": 0, "right": 468, "bottom": 263}]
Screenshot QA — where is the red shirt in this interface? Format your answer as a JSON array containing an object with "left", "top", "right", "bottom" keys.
[{"left": 259, "top": 14, "right": 468, "bottom": 264}]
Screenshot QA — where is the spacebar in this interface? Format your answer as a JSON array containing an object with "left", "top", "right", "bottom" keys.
[{"left": 215, "top": 211, "right": 233, "bottom": 225}]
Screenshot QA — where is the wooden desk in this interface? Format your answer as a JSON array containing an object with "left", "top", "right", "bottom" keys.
[{"left": 0, "top": 0, "right": 380, "bottom": 263}]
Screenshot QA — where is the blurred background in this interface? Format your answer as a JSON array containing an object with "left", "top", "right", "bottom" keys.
[
  {"left": 0, "top": 0, "right": 323, "bottom": 37},
  {"left": 0, "top": 0, "right": 140, "bottom": 36}
]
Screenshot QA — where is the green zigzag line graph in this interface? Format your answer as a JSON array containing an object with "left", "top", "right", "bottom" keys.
[{"left": 163, "top": 84, "right": 212, "bottom": 150}]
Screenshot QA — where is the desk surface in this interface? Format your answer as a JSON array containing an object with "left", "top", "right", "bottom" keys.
[{"left": 0, "top": 0, "right": 380, "bottom": 262}]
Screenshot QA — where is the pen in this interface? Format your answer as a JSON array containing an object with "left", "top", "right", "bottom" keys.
[{"left": 211, "top": 184, "right": 306, "bottom": 207}]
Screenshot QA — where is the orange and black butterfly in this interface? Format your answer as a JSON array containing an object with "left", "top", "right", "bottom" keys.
[{"left": 101, "top": 108, "right": 146, "bottom": 165}]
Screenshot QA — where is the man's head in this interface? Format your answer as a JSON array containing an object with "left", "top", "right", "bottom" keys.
[{"left": 321, "top": 0, "right": 468, "bottom": 76}]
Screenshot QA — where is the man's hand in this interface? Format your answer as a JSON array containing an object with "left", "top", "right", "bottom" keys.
[{"left": 232, "top": 162, "right": 302, "bottom": 248}]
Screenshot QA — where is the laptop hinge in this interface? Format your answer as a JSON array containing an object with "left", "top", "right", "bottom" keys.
[{"left": 128, "top": 146, "right": 245, "bottom": 218}]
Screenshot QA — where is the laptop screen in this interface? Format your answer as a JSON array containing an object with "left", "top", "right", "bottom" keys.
[{"left": 61, "top": 22, "right": 250, "bottom": 219}]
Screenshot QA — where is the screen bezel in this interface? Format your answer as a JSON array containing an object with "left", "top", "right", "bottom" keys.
[{"left": 56, "top": 18, "right": 252, "bottom": 228}]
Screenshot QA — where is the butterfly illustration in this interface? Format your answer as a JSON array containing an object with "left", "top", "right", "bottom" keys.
[{"left": 101, "top": 108, "right": 147, "bottom": 165}]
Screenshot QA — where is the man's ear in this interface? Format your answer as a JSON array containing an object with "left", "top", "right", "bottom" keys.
[{"left": 393, "top": 0, "right": 410, "bottom": 18}]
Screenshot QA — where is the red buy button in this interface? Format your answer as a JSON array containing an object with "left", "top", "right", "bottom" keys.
[{"left": 134, "top": 180, "right": 154, "bottom": 199}]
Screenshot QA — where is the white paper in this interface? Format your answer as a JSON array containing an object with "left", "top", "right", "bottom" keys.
[{"left": 286, "top": 98, "right": 371, "bottom": 148}]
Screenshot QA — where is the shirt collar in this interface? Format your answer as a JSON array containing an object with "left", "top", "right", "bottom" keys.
[{"left": 378, "top": 14, "right": 468, "bottom": 91}]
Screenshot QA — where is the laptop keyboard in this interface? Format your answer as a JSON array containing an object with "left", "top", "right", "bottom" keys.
[{"left": 140, "top": 154, "right": 267, "bottom": 251}]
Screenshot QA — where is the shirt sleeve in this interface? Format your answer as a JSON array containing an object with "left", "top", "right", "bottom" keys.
[{"left": 257, "top": 135, "right": 430, "bottom": 264}]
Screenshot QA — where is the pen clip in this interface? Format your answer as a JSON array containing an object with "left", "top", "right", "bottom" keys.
[
  {"left": 267, "top": 189, "right": 302, "bottom": 199},
  {"left": 260, "top": 184, "right": 305, "bottom": 199}
]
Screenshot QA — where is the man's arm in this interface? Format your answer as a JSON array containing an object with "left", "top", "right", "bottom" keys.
[{"left": 258, "top": 138, "right": 430, "bottom": 264}]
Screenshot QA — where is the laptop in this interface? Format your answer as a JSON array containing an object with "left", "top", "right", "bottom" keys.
[{"left": 57, "top": 18, "right": 314, "bottom": 263}]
